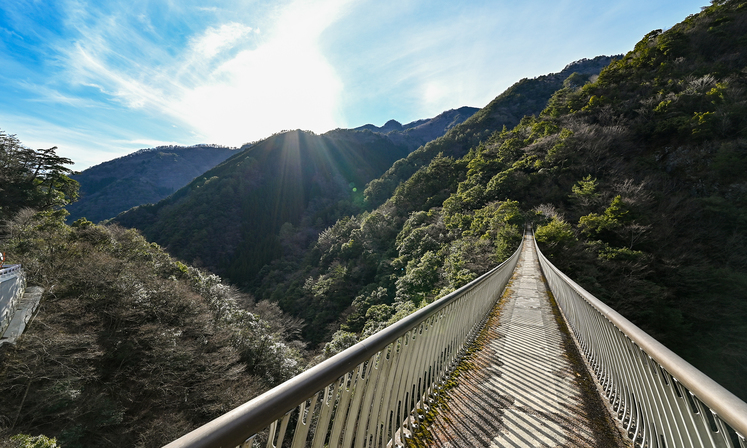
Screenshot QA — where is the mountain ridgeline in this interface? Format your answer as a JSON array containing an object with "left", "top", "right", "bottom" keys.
[
  {"left": 353, "top": 106, "right": 480, "bottom": 150},
  {"left": 114, "top": 130, "right": 408, "bottom": 280},
  {"left": 66, "top": 145, "right": 238, "bottom": 223}
]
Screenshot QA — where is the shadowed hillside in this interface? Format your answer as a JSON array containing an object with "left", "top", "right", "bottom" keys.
[
  {"left": 115, "top": 130, "right": 411, "bottom": 282},
  {"left": 66, "top": 145, "right": 238, "bottom": 223}
]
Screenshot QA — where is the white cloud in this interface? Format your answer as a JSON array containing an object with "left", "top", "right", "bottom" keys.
[
  {"left": 189, "top": 22, "right": 253, "bottom": 60},
  {"left": 176, "top": 0, "right": 351, "bottom": 144},
  {"left": 56, "top": 0, "right": 353, "bottom": 147}
]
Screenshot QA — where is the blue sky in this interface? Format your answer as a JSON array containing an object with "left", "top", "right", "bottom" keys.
[{"left": 1, "top": 0, "right": 706, "bottom": 169}]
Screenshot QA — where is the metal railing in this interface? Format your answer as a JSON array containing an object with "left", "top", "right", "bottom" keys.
[
  {"left": 165, "top": 239, "right": 523, "bottom": 448},
  {"left": 0, "top": 265, "right": 25, "bottom": 336},
  {"left": 534, "top": 237, "right": 747, "bottom": 448}
]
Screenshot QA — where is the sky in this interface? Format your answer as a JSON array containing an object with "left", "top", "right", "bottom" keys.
[{"left": 0, "top": 0, "right": 708, "bottom": 170}]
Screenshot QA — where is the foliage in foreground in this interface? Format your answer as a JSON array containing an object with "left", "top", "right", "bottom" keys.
[{"left": 0, "top": 210, "right": 303, "bottom": 448}]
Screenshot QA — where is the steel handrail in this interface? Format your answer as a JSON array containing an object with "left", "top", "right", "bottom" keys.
[
  {"left": 534, "top": 237, "right": 747, "bottom": 448},
  {"left": 0, "top": 264, "right": 22, "bottom": 278},
  {"left": 0, "top": 265, "right": 26, "bottom": 338},
  {"left": 165, "top": 237, "right": 523, "bottom": 448}
]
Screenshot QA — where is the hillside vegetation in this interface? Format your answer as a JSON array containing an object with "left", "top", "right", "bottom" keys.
[
  {"left": 114, "top": 130, "right": 416, "bottom": 282},
  {"left": 0, "top": 139, "right": 303, "bottom": 447},
  {"left": 363, "top": 56, "right": 618, "bottom": 207}
]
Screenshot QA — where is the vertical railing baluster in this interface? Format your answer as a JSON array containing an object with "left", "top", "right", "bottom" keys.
[
  {"left": 340, "top": 359, "right": 372, "bottom": 447},
  {"left": 713, "top": 413, "right": 734, "bottom": 448},
  {"left": 310, "top": 382, "right": 339, "bottom": 448},
  {"left": 535, "top": 236, "right": 747, "bottom": 448},
  {"left": 328, "top": 370, "right": 356, "bottom": 448},
  {"left": 290, "top": 394, "right": 318, "bottom": 448},
  {"left": 356, "top": 347, "right": 394, "bottom": 448}
]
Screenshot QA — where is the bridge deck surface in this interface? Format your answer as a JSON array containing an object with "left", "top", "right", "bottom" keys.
[{"left": 425, "top": 235, "right": 626, "bottom": 447}]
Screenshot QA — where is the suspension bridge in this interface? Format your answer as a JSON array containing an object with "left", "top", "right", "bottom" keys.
[{"left": 137, "top": 233, "right": 745, "bottom": 447}]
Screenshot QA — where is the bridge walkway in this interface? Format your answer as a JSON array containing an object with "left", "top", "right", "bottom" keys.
[{"left": 425, "top": 234, "right": 628, "bottom": 447}]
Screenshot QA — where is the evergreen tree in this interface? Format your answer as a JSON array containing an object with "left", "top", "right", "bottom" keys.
[{"left": 0, "top": 131, "right": 78, "bottom": 221}]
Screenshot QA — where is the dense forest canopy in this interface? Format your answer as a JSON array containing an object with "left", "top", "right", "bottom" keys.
[
  {"left": 114, "top": 129, "right": 414, "bottom": 283},
  {"left": 0, "top": 137, "right": 304, "bottom": 447}
]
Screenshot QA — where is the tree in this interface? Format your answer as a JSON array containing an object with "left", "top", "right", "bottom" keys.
[{"left": 0, "top": 131, "right": 78, "bottom": 221}]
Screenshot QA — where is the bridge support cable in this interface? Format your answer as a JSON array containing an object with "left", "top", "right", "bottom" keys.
[
  {"left": 534, "top": 237, "right": 747, "bottom": 448},
  {"left": 163, "top": 239, "right": 524, "bottom": 448}
]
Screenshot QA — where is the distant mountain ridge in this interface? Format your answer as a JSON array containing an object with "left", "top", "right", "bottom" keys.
[
  {"left": 69, "top": 109, "right": 477, "bottom": 225},
  {"left": 66, "top": 145, "right": 238, "bottom": 223},
  {"left": 353, "top": 106, "right": 479, "bottom": 149},
  {"left": 115, "top": 56, "right": 616, "bottom": 305}
]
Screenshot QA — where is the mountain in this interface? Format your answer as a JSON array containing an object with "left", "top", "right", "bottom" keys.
[
  {"left": 1, "top": 208, "right": 302, "bottom": 448},
  {"left": 362, "top": 55, "right": 619, "bottom": 206},
  {"left": 114, "top": 129, "right": 412, "bottom": 281},
  {"left": 354, "top": 106, "right": 480, "bottom": 150},
  {"left": 70, "top": 110, "right": 476, "bottom": 226},
  {"left": 254, "top": 0, "right": 747, "bottom": 400},
  {"left": 66, "top": 145, "right": 238, "bottom": 223},
  {"left": 115, "top": 57, "right": 616, "bottom": 345}
]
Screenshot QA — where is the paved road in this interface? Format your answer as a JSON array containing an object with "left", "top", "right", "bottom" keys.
[{"left": 426, "top": 235, "right": 626, "bottom": 447}]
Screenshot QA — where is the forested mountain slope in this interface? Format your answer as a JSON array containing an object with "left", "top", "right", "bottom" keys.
[
  {"left": 1, "top": 138, "right": 303, "bottom": 447},
  {"left": 115, "top": 130, "right": 412, "bottom": 282},
  {"left": 116, "top": 58, "right": 613, "bottom": 300},
  {"left": 66, "top": 145, "right": 237, "bottom": 223},
  {"left": 254, "top": 0, "right": 747, "bottom": 402},
  {"left": 363, "top": 55, "right": 618, "bottom": 206}
]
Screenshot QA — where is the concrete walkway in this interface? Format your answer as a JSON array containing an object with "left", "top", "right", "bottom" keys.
[
  {"left": 0, "top": 286, "right": 43, "bottom": 346},
  {"left": 426, "top": 235, "right": 626, "bottom": 447}
]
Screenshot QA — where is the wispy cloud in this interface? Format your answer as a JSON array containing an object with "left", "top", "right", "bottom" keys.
[
  {"left": 189, "top": 22, "right": 253, "bottom": 60},
  {"left": 50, "top": 0, "right": 352, "bottom": 147}
]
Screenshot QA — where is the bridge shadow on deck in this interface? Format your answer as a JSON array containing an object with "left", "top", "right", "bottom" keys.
[
  {"left": 428, "top": 318, "right": 598, "bottom": 447},
  {"left": 427, "top": 239, "right": 626, "bottom": 448}
]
